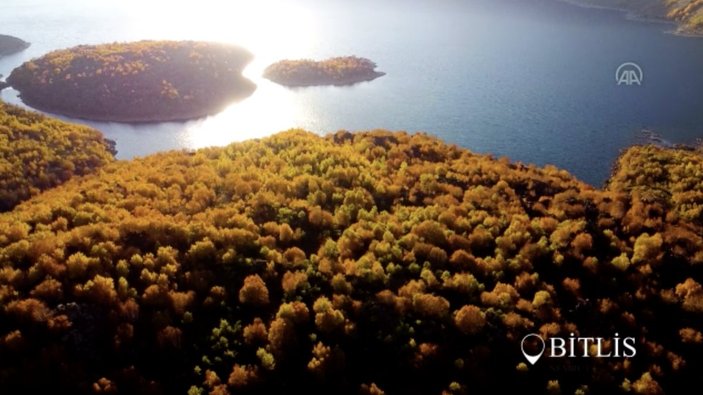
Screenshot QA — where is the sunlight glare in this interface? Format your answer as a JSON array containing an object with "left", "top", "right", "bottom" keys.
[
  {"left": 121, "top": 0, "right": 316, "bottom": 62},
  {"left": 182, "top": 81, "right": 312, "bottom": 149},
  {"left": 118, "top": 0, "right": 319, "bottom": 148}
]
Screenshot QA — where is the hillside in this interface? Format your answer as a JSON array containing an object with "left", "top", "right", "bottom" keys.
[
  {"left": 0, "top": 102, "right": 115, "bottom": 212},
  {"left": 667, "top": 0, "right": 703, "bottom": 33},
  {"left": 608, "top": 144, "right": 703, "bottom": 225},
  {"left": 0, "top": 130, "right": 701, "bottom": 394},
  {"left": 7, "top": 41, "right": 256, "bottom": 122}
]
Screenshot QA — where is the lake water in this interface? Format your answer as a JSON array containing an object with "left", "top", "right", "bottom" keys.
[{"left": 2, "top": 0, "right": 703, "bottom": 186}]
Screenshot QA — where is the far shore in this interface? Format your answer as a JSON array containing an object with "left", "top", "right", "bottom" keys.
[
  {"left": 557, "top": 0, "right": 703, "bottom": 38},
  {"left": 0, "top": 34, "right": 30, "bottom": 57}
]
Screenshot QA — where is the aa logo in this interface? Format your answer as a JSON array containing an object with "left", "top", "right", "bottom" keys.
[{"left": 616, "top": 62, "right": 643, "bottom": 86}]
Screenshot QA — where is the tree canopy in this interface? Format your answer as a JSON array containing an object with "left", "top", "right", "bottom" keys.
[
  {"left": 0, "top": 130, "right": 701, "bottom": 394},
  {"left": 0, "top": 102, "right": 115, "bottom": 212}
]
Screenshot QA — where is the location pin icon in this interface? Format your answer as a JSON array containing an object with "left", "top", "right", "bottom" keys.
[{"left": 521, "top": 333, "right": 546, "bottom": 365}]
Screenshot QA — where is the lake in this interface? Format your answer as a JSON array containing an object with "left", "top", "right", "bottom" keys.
[{"left": 2, "top": 0, "right": 703, "bottom": 186}]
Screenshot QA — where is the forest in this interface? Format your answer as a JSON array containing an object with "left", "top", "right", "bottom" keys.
[
  {"left": 667, "top": 0, "right": 703, "bottom": 32},
  {"left": 0, "top": 125, "right": 701, "bottom": 394},
  {"left": 0, "top": 102, "right": 115, "bottom": 212},
  {"left": 263, "top": 56, "right": 385, "bottom": 87},
  {"left": 7, "top": 41, "right": 256, "bottom": 122}
]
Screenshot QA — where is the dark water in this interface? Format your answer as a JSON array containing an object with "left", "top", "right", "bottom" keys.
[{"left": 1, "top": 0, "right": 703, "bottom": 185}]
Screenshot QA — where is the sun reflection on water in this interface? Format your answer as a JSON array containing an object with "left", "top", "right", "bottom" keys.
[
  {"left": 119, "top": 0, "right": 320, "bottom": 150},
  {"left": 182, "top": 81, "right": 312, "bottom": 149}
]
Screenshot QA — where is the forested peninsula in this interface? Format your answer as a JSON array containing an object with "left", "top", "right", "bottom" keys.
[
  {"left": 0, "top": 128, "right": 701, "bottom": 394},
  {"left": 7, "top": 41, "right": 256, "bottom": 122}
]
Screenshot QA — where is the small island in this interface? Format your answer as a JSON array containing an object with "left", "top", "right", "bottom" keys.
[
  {"left": 0, "top": 34, "right": 30, "bottom": 57},
  {"left": 0, "top": 35, "right": 30, "bottom": 91},
  {"left": 7, "top": 40, "right": 256, "bottom": 122},
  {"left": 263, "top": 56, "right": 385, "bottom": 87}
]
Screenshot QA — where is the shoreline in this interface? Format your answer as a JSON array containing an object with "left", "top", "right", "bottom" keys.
[
  {"left": 271, "top": 71, "right": 386, "bottom": 88},
  {"left": 14, "top": 94, "right": 250, "bottom": 124},
  {"left": 664, "top": 26, "right": 703, "bottom": 39},
  {"left": 556, "top": 0, "right": 663, "bottom": 18}
]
